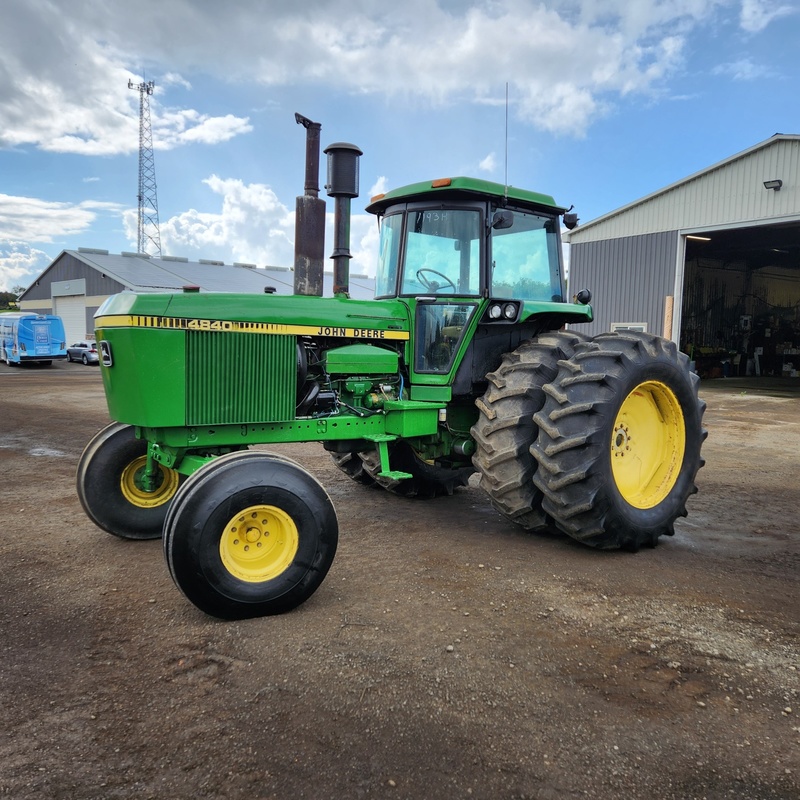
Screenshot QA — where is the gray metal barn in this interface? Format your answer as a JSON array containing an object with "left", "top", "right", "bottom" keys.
[
  {"left": 18, "top": 249, "right": 375, "bottom": 346},
  {"left": 566, "top": 134, "right": 800, "bottom": 378}
]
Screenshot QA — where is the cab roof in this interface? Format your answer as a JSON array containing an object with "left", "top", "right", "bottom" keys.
[{"left": 365, "top": 176, "right": 565, "bottom": 216}]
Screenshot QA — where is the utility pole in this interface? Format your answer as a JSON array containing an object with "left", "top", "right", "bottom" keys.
[{"left": 128, "top": 79, "right": 162, "bottom": 257}]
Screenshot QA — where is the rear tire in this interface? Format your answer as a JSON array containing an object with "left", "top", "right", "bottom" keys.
[
  {"left": 471, "top": 330, "right": 589, "bottom": 529},
  {"left": 164, "top": 451, "right": 338, "bottom": 619},
  {"left": 357, "top": 442, "right": 473, "bottom": 498},
  {"left": 531, "top": 330, "right": 707, "bottom": 550},
  {"left": 330, "top": 451, "right": 377, "bottom": 487},
  {"left": 77, "top": 423, "right": 184, "bottom": 539}
]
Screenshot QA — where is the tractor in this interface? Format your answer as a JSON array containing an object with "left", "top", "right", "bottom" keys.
[{"left": 77, "top": 118, "right": 706, "bottom": 619}]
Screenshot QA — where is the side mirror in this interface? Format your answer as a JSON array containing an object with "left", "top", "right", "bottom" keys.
[
  {"left": 491, "top": 210, "right": 514, "bottom": 230},
  {"left": 573, "top": 288, "right": 592, "bottom": 305}
]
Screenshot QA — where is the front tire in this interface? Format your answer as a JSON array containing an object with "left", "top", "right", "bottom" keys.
[
  {"left": 164, "top": 451, "right": 338, "bottom": 619},
  {"left": 531, "top": 330, "right": 707, "bottom": 550},
  {"left": 471, "top": 330, "right": 589, "bottom": 529},
  {"left": 77, "top": 423, "right": 184, "bottom": 539}
]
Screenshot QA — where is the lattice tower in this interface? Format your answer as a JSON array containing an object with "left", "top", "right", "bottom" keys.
[{"left": 128, "top": 79, "right": 162, "bottom": 257}]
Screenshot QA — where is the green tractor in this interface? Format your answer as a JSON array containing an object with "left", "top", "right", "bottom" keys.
[{"left": 77, "top": 123, "right": 706, "bottom": 619}]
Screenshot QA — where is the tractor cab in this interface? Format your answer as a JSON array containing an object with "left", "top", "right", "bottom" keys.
[{"left": 366, "top": 177, "right": 577, "bottom": 379}]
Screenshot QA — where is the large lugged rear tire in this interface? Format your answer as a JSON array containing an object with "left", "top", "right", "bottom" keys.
[
  {"left": 470, "top": 331, "right": 589, "bottom": 529},
  {"left": 164, "top": 451, "right": 338, "bottom": 619},
  {"left": 355, "top": 443, "right": 473, "bottom": 499},
  {"left": 330, "top": 451, "right": 378, "bottom": 487},
  {"left": 77, "top": 423, "right": 184, "bottom": 540},
  {"left": 531, "top": 330, "right": 707, "bottom": 550}
]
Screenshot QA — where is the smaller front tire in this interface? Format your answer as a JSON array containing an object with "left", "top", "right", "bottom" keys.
[
  {"left": 164, "top": 451, "right": 338, "bottom": 619},
  {"left": 77, "top": 423, "right": 183, "bottom": 539}
]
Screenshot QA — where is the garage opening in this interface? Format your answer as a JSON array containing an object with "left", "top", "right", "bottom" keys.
[{"left": 680, "top": 220, "right": 800, "bottom": 378}]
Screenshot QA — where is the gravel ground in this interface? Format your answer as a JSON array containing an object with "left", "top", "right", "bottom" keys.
[{"left": 1, "top": 361, "right": 798, "bottom": 800}]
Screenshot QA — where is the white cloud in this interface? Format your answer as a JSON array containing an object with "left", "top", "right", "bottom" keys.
[
  {"left": 0, "top": 0, "right": 746, "bottom": 148},
  {"left": 712, "top": 57, "right": 775, "bottom": 80},
  {"left": 153, "top": 110, "right": 253, "bottom": 149},
  {"left": 368, "top": 177, "right": 389, "bottom": 199},
  {"left": 161, "top": 72, "right": 192, "bottom": 90},
  {"left": 0, "top": 4, "right": 251, "bottom": 156},
  {"left": 479, "top": 153, "right": 498, "bottom": 173},
  {"left": 350, "top": 214, "right": 380, "bottom": 278},
  {"left": 157, "top": 176, "right": 295, "bottom": 266},
  {"left": 739, "top": 0, "right": 796, "bottom": 33},
  {"left": 153, "top": 175, "right": 381, "bottom": 278},
  {"left": 0, "top": 243, "right": 53, "bottom": 292},
  {"left": 0, "top": 194, "right": 121, "bottom": 242}
]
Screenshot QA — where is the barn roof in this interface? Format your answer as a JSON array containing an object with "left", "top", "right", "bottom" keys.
[{"left": 21, "top": 249, "right": 375, "bottom": 300}]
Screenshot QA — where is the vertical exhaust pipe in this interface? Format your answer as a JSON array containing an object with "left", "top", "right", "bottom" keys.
[
  {"left": 324, "top": 142, "right": 362, "bottom": 298},
  {"left": 293, "top": 113, "right": 326, "bottom": 296}
]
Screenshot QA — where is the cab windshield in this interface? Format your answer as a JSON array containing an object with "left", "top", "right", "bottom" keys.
[
  {"left": 374, "top": 208, "right": 482, "bottom": 298},
  {"left": 373, "top": 204, "right": 564, "bottom": 302}
]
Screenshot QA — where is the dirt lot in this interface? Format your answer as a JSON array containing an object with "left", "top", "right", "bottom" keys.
[{"left": 1, "top": 360, "right": 798, "bottom": 800}]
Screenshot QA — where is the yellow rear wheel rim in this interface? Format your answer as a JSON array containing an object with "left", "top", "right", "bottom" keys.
[
  {"left": 611, "top": 381, "right": 685, "bottom": 509},
  {"left": 219, "top": 505, "right": 299, "bottom": 583},
  {"left": 120, "top": 456, "right": 180, "bottom": 509}
]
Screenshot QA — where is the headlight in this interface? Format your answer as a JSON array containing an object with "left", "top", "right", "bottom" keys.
[
  {"left": 503, "top": 303, "right": 517, "bottom": 320},
  {"left": 488, "top": 303, "right": 502, "bottom": 320}
]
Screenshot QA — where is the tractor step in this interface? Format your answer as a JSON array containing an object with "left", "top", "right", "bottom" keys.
[{"left": 363, "top": 434, "right": 413, "bottom": 480}]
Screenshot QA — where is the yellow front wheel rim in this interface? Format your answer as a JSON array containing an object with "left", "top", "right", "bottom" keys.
[
  {"left": 219, "top": 505, "right": 299, "bottom": 583},
  {"left": 611, "top": 381, "right": 686, "bottom": 509},
  {"left": 120, "top": 456, "right": 180, "bottom": 508}
]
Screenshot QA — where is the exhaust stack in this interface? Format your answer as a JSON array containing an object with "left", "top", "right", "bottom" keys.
[
  {"left": 293, "top": 113, "right": 326, "bottom": 296},
  {"left": 324, "top": 142, "right": 362, "bottom": 298}
]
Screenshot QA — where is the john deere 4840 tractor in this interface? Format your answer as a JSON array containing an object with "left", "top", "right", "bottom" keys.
[{"left": 78, "top": 124, "right": 705, "bottom": 619}]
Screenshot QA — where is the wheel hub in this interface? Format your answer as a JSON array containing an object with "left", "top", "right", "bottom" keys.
[
  {"left": 611, "top": 380, "right": 686, "bottom": 509},
  {"left": 120, "top": 456, "right": 180, "bottom": 509},
  {"left": 220, "top": 505, "right": 299, "bottom": 583}
]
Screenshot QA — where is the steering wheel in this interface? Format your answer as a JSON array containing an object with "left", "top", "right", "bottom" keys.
[{"left": 416, "top": 268, "right": 456, "bottom": 292}]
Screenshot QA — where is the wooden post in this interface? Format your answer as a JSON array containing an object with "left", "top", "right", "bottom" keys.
[{"left": 663, "top": 295, "right": 674, "bottom": 340}]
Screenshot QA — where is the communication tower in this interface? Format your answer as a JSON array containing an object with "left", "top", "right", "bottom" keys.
[{"left": 128, "top": 79, "right": 162, "bottom": 257}]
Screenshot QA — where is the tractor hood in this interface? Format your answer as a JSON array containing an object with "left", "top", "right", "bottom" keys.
[{"left": 94, "top": 290, "right": 411, "bottom": 343}]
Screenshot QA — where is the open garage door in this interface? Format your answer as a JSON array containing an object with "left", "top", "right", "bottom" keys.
[
  {"left": 680, "top": 220, "right": 800, "bottom": 378},
  {"left": 54, "top": 295, "right": 88, "bottom": 346}
]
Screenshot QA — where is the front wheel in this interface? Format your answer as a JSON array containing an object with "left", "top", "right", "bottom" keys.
[
  {"left": 531, "top": 330, "right": 707, "bottom": 550},
  {"left": 164, "top": 451, "right": 338, "bottom": 619},
  {"left": 77, "top": 423, "right": 184, "bottom": 539}
]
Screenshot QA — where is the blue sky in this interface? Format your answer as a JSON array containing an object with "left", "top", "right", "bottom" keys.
[{"left": 1, "top": 0, "right": 798, "bottom": 292}]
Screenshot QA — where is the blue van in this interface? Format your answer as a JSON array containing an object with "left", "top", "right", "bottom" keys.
[{"left": 0, "top": 313, "right": 68, "bottom": 365}]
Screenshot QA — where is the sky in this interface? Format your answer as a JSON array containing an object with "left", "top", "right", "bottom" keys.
[{"left": 1, "top": 0, "right": 799, "bottom": 293}]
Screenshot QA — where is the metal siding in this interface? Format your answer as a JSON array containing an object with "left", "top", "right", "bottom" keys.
[
  {"left": 569, "top": 232, "right": 678, "bottom": 337},
  {"left": 570, "top": 138, "right": 800, "bottom": 243},
  {"left": 21, "top": 253, "right": 127, "bottom": 301}
]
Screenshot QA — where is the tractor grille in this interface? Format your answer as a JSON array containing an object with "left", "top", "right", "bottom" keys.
[{"left": 186, "top": 331, "right": 296, "bottom": 425}]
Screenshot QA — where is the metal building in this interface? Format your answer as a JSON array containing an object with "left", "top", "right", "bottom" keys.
[
  {"left": 18, "top": 249, "right": 376, "bottom": 346},
  {"left": 566, "top": 134, "right": 800, "bottom": 378}
]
